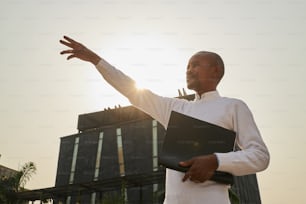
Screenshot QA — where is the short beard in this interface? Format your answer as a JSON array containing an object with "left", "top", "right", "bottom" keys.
[{"left": 187, "top": 81, "right": 200, "bottom": 92}]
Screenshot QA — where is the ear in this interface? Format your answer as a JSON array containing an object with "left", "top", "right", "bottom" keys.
[{"left": 211, "top": 66, "right": 219, "bottom": 79}]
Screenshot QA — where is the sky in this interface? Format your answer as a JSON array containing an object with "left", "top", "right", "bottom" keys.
[{"left": 0, "top": 0, "right": 305, "bottom": 203}]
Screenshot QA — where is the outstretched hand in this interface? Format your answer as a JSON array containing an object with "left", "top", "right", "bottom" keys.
[
  {"left": 179, "top": 154, "right": 218, "bottom": 183},
  {"left": 59, "top": 36, "right": 101, "bottom": 65}
]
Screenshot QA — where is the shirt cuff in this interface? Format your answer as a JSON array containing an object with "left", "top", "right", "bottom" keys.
[
  {"left": 95, "top": 58, "right": 111, "bottom": 70},
  {"left": 214, "top": 152, "right": 233, "bottom": 173}
]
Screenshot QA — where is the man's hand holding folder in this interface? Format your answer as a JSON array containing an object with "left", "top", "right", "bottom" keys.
[
  {"left": 179, "top": 154, "right": 218, "bottom": 183},
  {"left": 159, "top": 111, "right": 236, "bottom": 185}
]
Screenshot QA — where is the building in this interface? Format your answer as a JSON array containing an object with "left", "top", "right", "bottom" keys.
[
  {"left": 0, "top": 164, "right": 18, "bottom": 179},
  {"left": 55, "top": 105, "right": 166, "bottom": 204}
]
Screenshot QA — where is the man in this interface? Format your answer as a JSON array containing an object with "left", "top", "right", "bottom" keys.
[{"left": 60, "top": 36, "right": 269, "bottom": 204}]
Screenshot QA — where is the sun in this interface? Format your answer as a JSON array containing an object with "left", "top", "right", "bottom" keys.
[{"left": 135, "top": 83, "right": 144, "bottom": 90}]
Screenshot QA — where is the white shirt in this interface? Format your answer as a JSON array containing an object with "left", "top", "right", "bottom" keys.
[{"left": 95, "top": 59, "right": 270, "bottom": 204}]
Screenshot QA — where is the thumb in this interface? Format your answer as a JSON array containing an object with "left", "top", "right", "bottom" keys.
[{"left": 179, "top": 159, "right": 193, "bottom": 167}]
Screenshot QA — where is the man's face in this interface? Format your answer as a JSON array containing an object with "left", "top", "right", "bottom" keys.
[{"left": 186, "top": 54, "right": 215, "bottom": 92}]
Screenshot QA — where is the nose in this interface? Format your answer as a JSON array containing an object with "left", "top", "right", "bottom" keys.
[
  {"left": 186, "top": 66, "right": 191, "bottom": 74},
  {"left": 186, "top": 70, "right": 190, "bottom": 77}
]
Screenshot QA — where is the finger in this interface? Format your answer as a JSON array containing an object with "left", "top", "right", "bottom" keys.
[
  {"left": 63, "top": 36, "right": 82, "bottom": 48},
  {"left": 193, "top": 171, "right": 213, "bottom": 183},
  {"left": 60, "top": 50, "right": 74, "bottom": 55},
  {"left": 179, "top": 159, "right": 193, "bottom": 167},
  {"left": 67, "top": 54, "right": 76, "bottom": 60},
  {"left": 195, "top": 175, "right": 206, "bottom": 183},
  {"left": 189, "top": 172, "right": 206, "bottom": 183},
  {"left": 63, "top": 36, "right": 77, "bottom": 43},
  {"left": 191, "top": 178, "right": 202, "bottom": 183},
  {"left": 182, "top": 172, "right": 191, "bottom": 182},
  {"left": 59, "top": 39, "right": 74, "bottom": 48}
]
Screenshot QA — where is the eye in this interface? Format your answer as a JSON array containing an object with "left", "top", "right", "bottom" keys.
[
  {"left": 187, "top": 62, "right": 199, "bottom": 70},
  {"left": 191, "top": 63, "right": 199, "bottom": 68}
]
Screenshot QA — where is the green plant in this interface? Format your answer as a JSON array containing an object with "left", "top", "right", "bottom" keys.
[
  {"left": 229, "top": 188, "right": 240, "bottom": 204},
  {"left": 0, "top": 162, "right": 37, "bottom": 204}
]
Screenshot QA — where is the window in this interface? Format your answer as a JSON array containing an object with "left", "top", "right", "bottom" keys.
[
  {"left": 116, "top": 128, "right": 125, "bottom": 176},
  {"left": 69, "top": 137, "right": 79, "bottom": 184}
]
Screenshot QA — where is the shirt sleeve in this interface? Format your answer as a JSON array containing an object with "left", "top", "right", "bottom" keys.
[
  {"left": 95, "top": 59, "right": 184, "bottom": 128},
  {"left": 215, "top": 100, "right": 270, "bottom": 176}
]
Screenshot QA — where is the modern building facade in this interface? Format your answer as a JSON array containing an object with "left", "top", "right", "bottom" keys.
[{"left": 55, "top": 105, "right": 166, "bottom": 203}]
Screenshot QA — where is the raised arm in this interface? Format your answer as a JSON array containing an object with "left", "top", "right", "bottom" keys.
[
  {"left": 59, "top": 35, "right": 136, "bottom": 98},
  {"left": 59, "top": 36, "right": 183, "bottom": 128}
]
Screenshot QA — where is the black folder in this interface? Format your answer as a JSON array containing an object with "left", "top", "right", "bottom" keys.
[{"left": 159, "top": 111, "right": 236, "bottom": 185}]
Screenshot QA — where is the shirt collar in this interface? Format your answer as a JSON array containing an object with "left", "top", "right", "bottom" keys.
[{"left": 194, "top": 90, "right": 220, "bottom": 101}]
